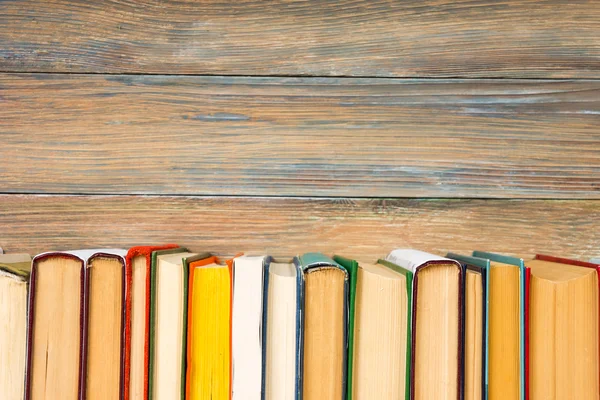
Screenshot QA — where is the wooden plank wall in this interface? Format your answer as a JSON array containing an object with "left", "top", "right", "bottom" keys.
[
  {"left": 1, "top": 0, "right": 599, "bottom": 260},
  {"left": 2, "top": 0, "right": 599, "bottom": 77}
]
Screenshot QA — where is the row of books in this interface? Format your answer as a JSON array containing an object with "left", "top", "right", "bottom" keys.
[{"left": 1, "top": 247, "right": 599, "bottom": 400}]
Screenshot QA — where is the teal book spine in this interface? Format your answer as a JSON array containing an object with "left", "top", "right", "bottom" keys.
[
  {"left": 447, "top": 253, "right": 490, "bottom": 400},
  {"left": 472, "top": 251, "right": 527, "bottom": 400},
  {"left": 298, "top": 253, "right": 349, "bottom": 400}
]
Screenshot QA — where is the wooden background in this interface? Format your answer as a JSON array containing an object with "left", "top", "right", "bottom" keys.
[{"left": 1, "top": 0, "right": 599, "bottom": 260}]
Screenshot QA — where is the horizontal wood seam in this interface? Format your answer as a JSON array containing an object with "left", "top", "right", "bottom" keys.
[
  {"left": 1, "top": 193, "right": 599, "bottom": 202},
  {"left": 1, "top": 71, "right": 600, "bottom": 82}
]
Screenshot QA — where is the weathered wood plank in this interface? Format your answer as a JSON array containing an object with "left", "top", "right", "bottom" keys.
[
  {"left": 0, "top": 195, "right": 598, "bottom": 260},
  {"left": 1, "top": 0, "right": 600, "bottom": 77},
  {"left": 2, "top": 74, "right": 600, "bottom": 198}
]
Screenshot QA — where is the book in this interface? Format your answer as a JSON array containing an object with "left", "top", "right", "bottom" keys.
[
  {"left": 85, "top": 250, "right": 128, "bottom": 400},
  {"left": 149, "top": 248, "right": 202, "bottom": 400},
  {"left": 386, "top": 249, "right": 464, "bottom": 400},
  {"left": 447, "top": 253, "right": 488, "bottom": 400},
  {"left": 0, "top": 253, "right": 31, "bottom": 400},
  {"left": 334, "top": 255, "right": 411, "bottom": 400},
  {"left": 262, "top": 258, "right": 301, "bottom": 400},
  {"left": 186, "top": 254, "right": 233, "bottom": 400},
  {"left": 472, "top": 251, "right": 527, "bottom": 400},
  {"left": 592, "top": 258, "right": 600, "bottom": 264},
  {"left": 231, "top": 255, "right": 266, "bottom": 400},
  {"left": 26, "top": 249, "right": 126, "bottom": 400},
  {"left": 527, "top": 254, "right": 599, "bottom": 400},
  {"left": 124, "top": 245, "right": 178, "bottom": 400},
  {"left": 298, "top": 253, "right": 349, "bottom": 400},
  {"left": 332, "top": 256, "right": 358, "bottom": 400}
]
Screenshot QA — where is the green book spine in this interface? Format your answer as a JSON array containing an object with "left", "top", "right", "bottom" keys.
[
  {"left": 148, "top": 247, "right": 188, "bottom": 400},
  {"left": 377, "top": 259, "right": 413, "bottom": 400},
  {"left": 0, "top": 261, "right": 31, "bottom": 279},
  {"left": 332, "top": 255, "right": 358, "bottom": 400}
]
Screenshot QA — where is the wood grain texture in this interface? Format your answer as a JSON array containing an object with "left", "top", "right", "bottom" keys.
[
  {"left": 1, "top": 195, "right": 598, "bottom": 260},
  {"left": 1, "top": 0, "right": 600, "bottom": 77},
  {"left": 2, "top": 74, "right": 600, "bottom": 198}
]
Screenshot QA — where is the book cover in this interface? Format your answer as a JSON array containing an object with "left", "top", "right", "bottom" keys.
[
  {"left": 533, "top": 254, "right": 600, "bottom": 393},
  {"left": 297, "top": 253, "right": 349, "bottom": 400},
  {"left": 0, "top": 253, "right": 31, "bottom": 400},
  {"left": 331, "top": 256, "right": 358, "bottom": 400},
  {"left": 26, "top": 249, "right": 126, "bottom": 400},
  {"left": 231, "top": 255, "right": 266, "bottom": 400},
  {"left": 149, "top": 248, "right": 197, "bottom": 400},
  {"left": 334, "top": 255, "right": 412, "bottom": 400},
  {"left": 376, "top": 259, "right": 413, "bottom": 400},
  {"left": 83, "top": 250, "right": 128, "bottom": 400},
  {"left": 386, "top": 249, "right": 464, "bottom": 400},
  {"left": 185, "top": 253, "right": 234, "bottom": 400},
  {"left": 472, "top": 251, "right": 527, "bottom": 400},
  {"left": 447, "top": 253, "right": 489, "bottom": 400},
  {"left": 124, "top": 245, "right": 178, "bottom": 400},
  {"left": 261, "top": 257, "right": 302, "bottom": 400}
]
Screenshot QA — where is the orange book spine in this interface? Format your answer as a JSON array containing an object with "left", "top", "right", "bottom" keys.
[{"left": 124, "top": 244, "right": 178, "bottom": 400}]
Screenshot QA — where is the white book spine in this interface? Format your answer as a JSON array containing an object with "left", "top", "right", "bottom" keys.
[{"left": 232, "top": 256, "right": 265, "bottom": 400}]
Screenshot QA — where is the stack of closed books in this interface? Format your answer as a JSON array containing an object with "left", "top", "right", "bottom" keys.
[{"left": 1, "top": 247, "right": 598, "bottom": 400}]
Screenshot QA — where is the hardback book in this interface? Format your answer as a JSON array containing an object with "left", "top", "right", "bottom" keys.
[
  {"left": 385, "top": 249, "right": 464, "bottom": 400},
  {"left": 124, "top": 245, "right": 178, "bottom": 400},
  {"left": 472, "top": 251, "right": 528, "bottom": 400},
  {"left": 334, "top": 255, "right": 411, "bottom": 400},
  {"left": 231, "top": 255, "right": 266, "bottom": 400},
  {"left": 447, "top": 253, "right": 488, "bottom": 400},
  {"left": 592, "top": 258, "right": 600, "bottom": 264},
  {"left": 297, "top": 253, "right": 349, "bottom": 400},
  {"left": 85, "top": 249, "right": 128, "bottom": 400},
  {"left": 262, "top": 257, "right": 302, "bottom": 400},
  {"left": 26, "top": 249, "right": 126, "bottom": 400},
  {"left": 0, "top": 253, "right": 31, "bottom": 400},
  {"left": 186, "top": 254, "right": 234, "bottom": 400},
  {"left": 149, "top": 248, "right": 204, "bottom": 400},
  {"left": 527, "top": 254, "right": 599, "bottom": 400}
]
